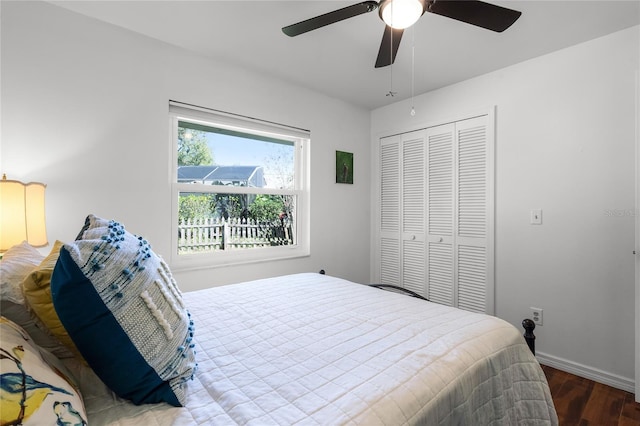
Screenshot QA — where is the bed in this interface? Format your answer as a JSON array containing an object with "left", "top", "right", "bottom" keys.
[{"left": 0, "top": 216, "right": 558, "bottom": 425}]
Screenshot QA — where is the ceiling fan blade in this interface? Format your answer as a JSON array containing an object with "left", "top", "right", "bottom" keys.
[
  {"left": 375, "top": 25, "right": 404, "bottom": 68},
  {"left": 426, "top": 0, "right": 521, "bottom": 32},
  {"left": 282, "top": 1, "right": 379, "bottom": 37}
]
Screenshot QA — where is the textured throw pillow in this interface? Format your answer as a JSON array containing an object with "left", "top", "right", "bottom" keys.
[
  {"left": 0, "top": 316, "right": 87, "bottom": 425},
  {"left": 22, "top": 241, "right": 79, "bottom": 360},
  {"left": 0, "top": 241, "right": 44, "bottom": 304},
  {"left": 50, "top": 215, "right": 197, "bottom": 407}
]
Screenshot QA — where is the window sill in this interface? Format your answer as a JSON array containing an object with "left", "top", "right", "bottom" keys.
[{"left": 169, "top": 245, "right": 310, "bottom": 272}]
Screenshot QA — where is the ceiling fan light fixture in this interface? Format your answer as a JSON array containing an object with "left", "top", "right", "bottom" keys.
[{"left": 379, "top": 0, "right": 426, "bottom": 29}]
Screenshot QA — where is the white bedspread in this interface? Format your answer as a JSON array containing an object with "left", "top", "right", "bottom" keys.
[{"left": 67, "top": 273, "right": 557, "bottom": 425}]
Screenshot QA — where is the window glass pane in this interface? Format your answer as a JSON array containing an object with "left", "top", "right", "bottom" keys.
[
  {"left": 171, "top": 103, "right": 309, "bottom": 266},
  {"left": 177, "top": 192, "right": 295, "bottom": 254},
  {"left": 178, "top": 121, "right": 295, "bottom": 190}
]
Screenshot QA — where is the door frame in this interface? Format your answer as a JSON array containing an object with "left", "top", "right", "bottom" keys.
[{"left": 635, "top": 69, "right": 639, "bottom": 402}]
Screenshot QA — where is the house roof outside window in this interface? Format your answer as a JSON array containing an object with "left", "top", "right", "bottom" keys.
[{"left": 177, "top": 165, "right": 265, "bottom": 187}]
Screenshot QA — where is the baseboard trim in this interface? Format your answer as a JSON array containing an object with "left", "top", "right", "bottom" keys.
[{"left": 537, "top": 351, "right": 635, "bottom": 394}]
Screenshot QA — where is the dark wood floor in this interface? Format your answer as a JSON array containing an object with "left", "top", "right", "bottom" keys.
[{"left": 542, "top": 365, "right": 640, "bottom": 425}]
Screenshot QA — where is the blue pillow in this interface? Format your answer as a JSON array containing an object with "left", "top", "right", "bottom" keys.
[{"left": 51, "top": 215, "right": 197, "bottom": 407}]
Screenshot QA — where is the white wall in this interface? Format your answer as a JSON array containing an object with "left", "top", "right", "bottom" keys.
[
  {"left": 372, "top": 26, "right": 639, "bottom": 390},
  {"left": 0, "top": 1, "right": 371, "bottom": 289},
  {"left": 3, "top": 0, "right": 637, "bottom": 393}
]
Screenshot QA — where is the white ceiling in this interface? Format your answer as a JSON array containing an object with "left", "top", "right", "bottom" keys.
[{"left": 49, "top": 0, "right": 640, "bottom": 110}]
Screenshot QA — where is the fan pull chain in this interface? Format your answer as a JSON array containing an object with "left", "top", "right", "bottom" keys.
[
  {"left": 386, "top": 4, "right": 396, "bottom": 97},
  {"left": 410, "top": 27, "right": 416, "bottom": 116},
  {"left": 387, "top": 62, "right": 396, "bottom": 97}
]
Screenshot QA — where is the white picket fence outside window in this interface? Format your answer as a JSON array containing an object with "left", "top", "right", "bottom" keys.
[{"left": 178, "top": 217, "right": 293, "bottom": 253}]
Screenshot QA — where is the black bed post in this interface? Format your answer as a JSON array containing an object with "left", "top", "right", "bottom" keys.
[{"left": 522, "top": 319, "right": 536, "bottom": 355}]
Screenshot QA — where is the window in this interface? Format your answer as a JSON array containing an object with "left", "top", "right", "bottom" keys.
[{"left": 169, "top": 102, "right": 310, "bottom": 269}]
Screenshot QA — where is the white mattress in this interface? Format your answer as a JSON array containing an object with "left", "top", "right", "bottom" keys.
[{"left": 66, "top": 273, "right": 557, "bottom": 425}]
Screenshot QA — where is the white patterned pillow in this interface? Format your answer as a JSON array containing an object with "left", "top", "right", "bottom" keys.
[
  {"left": 50, "top": 215, "right": 197, "bottom": 406},
  {"left": 0, "top": 241, "right": 44, "bottom": 304},
  {"left": 0, "top": 316, "right": 87, "bottom": 425}
]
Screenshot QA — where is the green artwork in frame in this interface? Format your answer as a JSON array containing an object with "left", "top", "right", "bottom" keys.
[{"left": 336, "top": 150, "right": 353, "bottom": 184}]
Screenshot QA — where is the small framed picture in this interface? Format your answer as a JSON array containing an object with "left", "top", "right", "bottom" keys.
[{"left": 336, "top": 151, "right": 353, "bottom": 184}]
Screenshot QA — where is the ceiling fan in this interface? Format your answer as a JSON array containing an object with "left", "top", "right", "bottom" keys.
[{"left": 282, "top": 0, "right": 522, "bottom": 68}]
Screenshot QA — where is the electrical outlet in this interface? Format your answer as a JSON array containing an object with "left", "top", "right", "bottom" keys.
[{"left": 530, "top": 307, "right": 543, "bottom": 326}]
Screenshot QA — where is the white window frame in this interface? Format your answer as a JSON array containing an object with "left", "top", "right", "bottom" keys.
[{"left": 168, "top": 101, "right": 310, "bottom": 271}]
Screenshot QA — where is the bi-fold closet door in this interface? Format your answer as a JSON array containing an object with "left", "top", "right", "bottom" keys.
[{"left": 378, "top": 114, "right": 494, "bottom": 314}]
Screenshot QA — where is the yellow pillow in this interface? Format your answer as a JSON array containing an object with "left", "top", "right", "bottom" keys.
[{"left": 22, "top": 241, "right": 84, "bottom": 361}]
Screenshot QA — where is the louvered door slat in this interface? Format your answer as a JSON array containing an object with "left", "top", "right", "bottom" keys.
[
  {"left": 403, "top": 135, "right": 424, "bottom": 232},
  {"left": 457, "top": 244, "right": 486, "bottom": 313},
  {"left": 380, "top": 237, "right": 400, "bottom": 285},
  {"left": 428, "top": 128, "right": 453, "bottom": 236},
  {"left": 403, "top": 240, "right": 426, "bottom": 297},
  {"left": 381, "top": 141, "right": 399, "bottom": 232},
  {"left": 428, "top": 242, "right": 453, "bottom": 305},
  {"left": 458, "top": 124, "right": 486, "bottom": 239}
]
